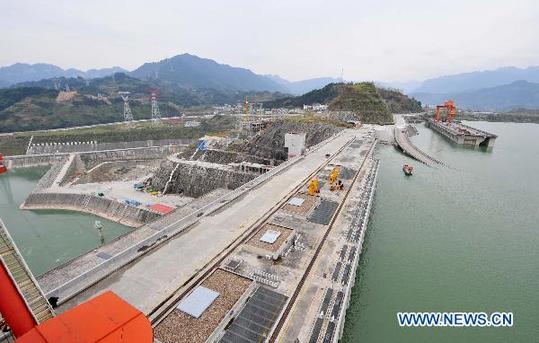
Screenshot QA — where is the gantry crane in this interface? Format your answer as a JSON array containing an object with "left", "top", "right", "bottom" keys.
[{"left": 434, "top": 100, "right": 457, "bottom": 125}]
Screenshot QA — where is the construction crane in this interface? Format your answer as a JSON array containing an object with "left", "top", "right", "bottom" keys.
[{"left": 434, "top": 100, "right": 457, "bottom": 125}]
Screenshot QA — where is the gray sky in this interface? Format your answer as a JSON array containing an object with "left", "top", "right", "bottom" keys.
[{"left": 1, "top": 0, "right": 538, "bottom": 82}]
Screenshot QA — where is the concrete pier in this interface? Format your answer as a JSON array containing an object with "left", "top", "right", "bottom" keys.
[{"left": 426, "top": 119, "right": 497, "bottom": 148}]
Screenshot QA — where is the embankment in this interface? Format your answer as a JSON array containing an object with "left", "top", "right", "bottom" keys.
[
  {"left": 152, "top": 160, "right": 258, "bottom": 197},
  {"left": 22, "top": 193, "right": 160, "bottom": 227}
]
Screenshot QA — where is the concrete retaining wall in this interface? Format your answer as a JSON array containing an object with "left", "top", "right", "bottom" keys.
[
  {"left": 187, "top": 148, "right": 274, "bottom": 165},
  {"left": 152, "top": 160, "right": 258, "bottom": 198},
  {"left": 28, "top": 138, "right": 195, "bottom": 155},
  {"left": 22, "top": 193, "right": 161, "bottom": 227},
  {"left": 79, "top": 146, "right": 170, "bottom": 169},
  {"left": 4, "top": 154, "right": 67, "bottom": 169},
  {"left": 33, "top": 156, "right": 69, "bottom": 191}
]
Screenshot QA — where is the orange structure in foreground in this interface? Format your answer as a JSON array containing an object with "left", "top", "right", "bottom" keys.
[{"left": 16, "top": 292, "right": 153, "bottom": 343}]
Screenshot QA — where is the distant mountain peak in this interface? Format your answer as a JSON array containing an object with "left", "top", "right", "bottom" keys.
[{"left": 0, "top": 63, "right": 127, "bottom": 87}]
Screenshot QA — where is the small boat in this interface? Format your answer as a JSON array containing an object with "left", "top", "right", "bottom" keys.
[
  {"left": 403, "top": 164, "right": 413, "bottom": 176},
  {"left": 0, "top": 154, "right": 7, "bottom": 175}
]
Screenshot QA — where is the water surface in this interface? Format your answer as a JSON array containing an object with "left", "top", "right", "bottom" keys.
[
  {"left": 342, "top": 122, "right": 539, "bottom": 343},
  {"left": 0, "top": 167, "right": 131, "bottom": 276}
]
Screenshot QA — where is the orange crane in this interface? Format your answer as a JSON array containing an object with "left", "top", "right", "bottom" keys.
[{"left": 434, "top": 100, "right": 457, "bottom": 125}]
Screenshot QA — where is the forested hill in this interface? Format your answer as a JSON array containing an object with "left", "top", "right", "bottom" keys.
[{"left": 264, "top": 82, "right": 422, "bottom": 124}]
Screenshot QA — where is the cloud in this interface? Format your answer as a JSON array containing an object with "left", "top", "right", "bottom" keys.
[{"left": 1, "top": 0, "right": 538, "bottom": 82}]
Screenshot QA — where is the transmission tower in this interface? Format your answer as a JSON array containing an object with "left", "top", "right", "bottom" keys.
[
  {"left": 150, "top": 89, "right": 161, "bottom": 121},
  {"left": 118, "top": 91, "right": 134, "bottom": 122}
]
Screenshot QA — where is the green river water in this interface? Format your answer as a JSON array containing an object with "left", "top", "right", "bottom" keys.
[
  {"left": 342, "top": 121, "right": 539, "bottom": 343},
  {"left": 0, "top": 167, "right": 131, "bottom": 276}
]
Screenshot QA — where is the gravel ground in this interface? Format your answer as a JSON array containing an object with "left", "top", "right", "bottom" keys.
[
  {"left": 155, "top": 269, "right": 252, "bottom": 343},
  {"left": 281, "top": 192, "right": 319, "bottom": 215},
  {"left": 247, "top": 223, "right": 293, "bottom": 253}
]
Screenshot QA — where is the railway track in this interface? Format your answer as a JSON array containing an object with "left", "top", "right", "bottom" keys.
[
  {"left": 149, "top": 135, "right": 358, "bottom": 326},
  {"left": 269, "top": 138, "right": 377, "bottom": 343}
]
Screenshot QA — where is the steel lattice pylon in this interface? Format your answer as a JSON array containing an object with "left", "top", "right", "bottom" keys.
[
  {"left": 118, "top": 91, "right": 133, "bottom": 122},
  {"left": 150, "top": 90, "right": 161, "bottom": 121}
]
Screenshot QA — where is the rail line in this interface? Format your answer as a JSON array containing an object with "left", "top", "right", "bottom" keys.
[
  {"left": 149, "top": 135, "right": 357, "bottom": 325},
  {"left": 269, "top": 138, "right": 377, "bottom": 342}
]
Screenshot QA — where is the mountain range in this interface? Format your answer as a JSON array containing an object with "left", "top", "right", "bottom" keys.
[
  {"left": 0, "top": 55, "right": 340, "bottom": 95},
  {"left": 0, "top": 63, "right": 127, "bottom": 87},
  {"left": 2, "top": 55, "right": 539, "bottom": 112},
  {"left": 412, "top": 80, "right": 539, "bottom": 111},
  {"left": 412, "top": 66, "right": 539, "bottom": 94}
]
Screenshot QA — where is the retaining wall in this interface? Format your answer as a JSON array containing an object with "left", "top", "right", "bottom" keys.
[
  {"left": 32, "top": 156, "right": 69, "bottom": 191},
  {"left": 79, "top": 146, "right": 170, "bottom": 169},
  {"left": 152, "top": 160, "right": 258, "bottom": 197},
  {"left": 22, "top": 193, "right": 161, "bottom": 227},
  {"left": 4, "top": 154, "right": 67, "bottom": 169},
  {"left": 27, "top": 138, "right": 195, "bottom": 155}
]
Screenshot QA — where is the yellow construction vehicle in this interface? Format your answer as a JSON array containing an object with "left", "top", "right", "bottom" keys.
[
  {"left": 307, "top": 178, "right": 320, "bottom": 196},
  {"left": 329, "top": 167, "right": 340, "bottom": 191}
]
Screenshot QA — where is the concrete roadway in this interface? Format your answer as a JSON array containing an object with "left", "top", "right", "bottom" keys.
[
  {"left": 58, "top": 129, "right": 359, "bottom": 314},
  {"left": 394, "top": 114, "right": 443, "bottom": 167}
]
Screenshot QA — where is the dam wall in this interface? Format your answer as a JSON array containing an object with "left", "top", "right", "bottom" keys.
[
  {"left": 4, "top": 154, "right": 67, "bottom": 169},
  {"left": 22, "top": 193, "right": 161, "bottom": 227},
  {"left": 32, "top": 156, "right": 70, "bottom": 191},
  {"left": 27, "top": 138, "right": 195, "bottom": 155},
  {"left": 152, "top": 160, "right": 258, "bottom": 197},
  {"left": 6, "top": 144, "right": 174, "bottom": 170}
]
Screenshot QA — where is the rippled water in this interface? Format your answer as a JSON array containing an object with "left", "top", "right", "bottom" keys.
[
  {"left": 0, "top": 167, "right": 131, "bottom": 276},
  {"left": 342, "top": 122, "right": 539, "bottom": 343}
]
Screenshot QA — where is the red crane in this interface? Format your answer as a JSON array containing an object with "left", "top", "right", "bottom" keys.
[{"left": 434, "top": 100, "right": 457, "bottom": 125}]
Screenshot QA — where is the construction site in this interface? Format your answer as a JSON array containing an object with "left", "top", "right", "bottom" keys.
[{"left": 0, "top": 92, "right": 383, "bottom": 343}]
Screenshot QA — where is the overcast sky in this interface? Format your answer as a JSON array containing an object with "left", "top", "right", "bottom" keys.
[{"left": 1, "top": 0, "right": 538, "bottom": 82}]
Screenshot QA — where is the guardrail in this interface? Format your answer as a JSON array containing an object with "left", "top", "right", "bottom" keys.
[{"left": 45, "top": 131, "right": 346, "bottom": 304}]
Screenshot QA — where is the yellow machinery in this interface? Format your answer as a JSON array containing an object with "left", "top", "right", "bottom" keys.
[
  {"left": 329, "top": 167, "right": 340, "bottom": 189},
  {"left": 307, "top": 178, "right": 320, "bottom": 196}
]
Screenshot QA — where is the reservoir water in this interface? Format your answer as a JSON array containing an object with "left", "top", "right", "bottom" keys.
[
  {"left": 342, "top": 121, "right": 539, "bottom": 342},
  {"left": 0, "top": 167, "right": 131, "bottom": 276}
]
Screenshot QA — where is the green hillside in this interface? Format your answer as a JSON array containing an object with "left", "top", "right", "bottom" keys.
[
  {"left": 264, "top": 82, "right": 420, "bottom": 124},
  {"left": 0, "top": 73, "right": 285, "bottom": 133}
]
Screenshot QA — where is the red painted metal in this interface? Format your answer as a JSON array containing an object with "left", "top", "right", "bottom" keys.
[
  {"left": 0, "top": 153, "right": 7, "bottom": 174},
  {"left": 0, "top": 261, "right": 37, "bottom": 337},
  {"left": 16, "top": 291, "right": 153, "bottom": 342}
]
